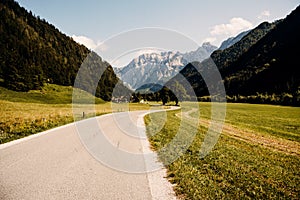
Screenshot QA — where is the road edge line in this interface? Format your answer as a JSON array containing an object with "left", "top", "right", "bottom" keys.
[{"left": 138, "top": 107, "right": 180, "bottom": 200}]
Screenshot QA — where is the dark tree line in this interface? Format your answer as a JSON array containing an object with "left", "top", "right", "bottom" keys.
[{"left": 131, "top": 86, "right": 179, "bottom": 105}]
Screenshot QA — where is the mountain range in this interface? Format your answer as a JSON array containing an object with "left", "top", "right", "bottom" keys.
[
  {"left": 164, "top": 5, "right": 300, "bottom": 106},
  {"left": 114, "top": 43, "right": 217, "bottom": 91},
  {"left": 1, "top": 0, "right": 299, "bottom": 106}
]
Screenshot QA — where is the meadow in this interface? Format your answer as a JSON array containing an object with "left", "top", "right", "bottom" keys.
[
  {"left": 2, "top": 84, "right": 299, "bottom": 199},
  {"left": 0, "top": 84, "right": 149, "bottom": 144},
  {"left": 145, "top": 102, "right": 300, "bottom": 199}
]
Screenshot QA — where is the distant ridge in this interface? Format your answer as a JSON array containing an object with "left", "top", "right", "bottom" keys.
[
  {"left": 218, "top": 30, "right": 251, "bottom": 50},
  {"left": 114, "top": 43, "right": 217, "bottom": 90}
]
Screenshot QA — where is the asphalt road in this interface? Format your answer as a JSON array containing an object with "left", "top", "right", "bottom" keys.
[{"left": 0, "top": 110, "right": 176, "bottom": 200}]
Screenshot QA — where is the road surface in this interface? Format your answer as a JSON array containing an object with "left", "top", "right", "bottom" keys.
[{"left": 0, "top": 110, "right": 176, "bottom": 200}]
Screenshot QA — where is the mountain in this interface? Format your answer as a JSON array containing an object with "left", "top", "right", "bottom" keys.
[
  {"left": 114, "top": 51, "right": 186, "bottom": 90},
  {"left": 183, "top": 42, "right": 217, "bottom": 63},
  {"left": 211, "top": 21, "right": 279, "bottom": 71},
  {"left": 164, "top": 6, "right": 300, "bottom": 106},
  {"left": 220, "top": 7, "right": 300, "bottom": 98},
  {"left": 114, "top": 43, "right": 217, "bottom": 91},
  {"left": 0, "top": 0, "right": 130, "bottom": 101},
  {"left": 218, "top": 30, "right": 251, "bottom": 50},
  {"left": 164, "top": 20, "right": 278, "bottom": 98},
  {"left": 135, "top": 83, "right": 163, "bottom": 93}
]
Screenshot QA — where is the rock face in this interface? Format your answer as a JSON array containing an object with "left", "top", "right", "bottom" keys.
[{"left": 114, "top": 43, "right": 217, "bottom": 90}]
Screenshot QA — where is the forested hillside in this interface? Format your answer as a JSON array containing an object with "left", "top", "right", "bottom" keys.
[
  {"left": 211, "top": 21, "right": 278, "bottom": 70},
  {"left": 0, "top": 0, "right": 130, "bottom": 101},
  {"left": 164, "top": 5, "right": 300, "bottom": 106}
]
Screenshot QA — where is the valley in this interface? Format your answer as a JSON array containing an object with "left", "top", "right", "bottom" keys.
[{"left": 0, "top": 0, "right": 299, "bottom": 199}]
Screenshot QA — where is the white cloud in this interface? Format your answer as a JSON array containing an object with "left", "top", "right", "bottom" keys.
[
  {"left": 210, "top": 17, "right": 253, "bottom": 37},
  {"left": 72, "top": 35, "right": 109, "bottom": 55},
  {"left": 72, "top": 35, "right": 98, "bottom": 50},
  {"left": 258, "top": 10, "right": 271, "bottom": 19}
]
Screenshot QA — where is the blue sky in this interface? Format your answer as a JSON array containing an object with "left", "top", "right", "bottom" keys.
[{"left": 16, "top": 0, "right": 299, "bottom": 66}]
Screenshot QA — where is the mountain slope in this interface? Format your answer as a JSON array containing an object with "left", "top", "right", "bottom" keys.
[
  {"left": 218, "top": 30, "right": 251, "bottom": 50},
  {"left": 222, "top": 6, "right": 300, "bottom": 97},
  {"left": 0, "top": 0, "right": 129, "bottom": 101},
  {"left": 115, "top": 43, "right": 217, "bottom": 90},
  {"left": 164, "top": 6, "right": 300, "bottom": 106},
  {"left": 165, "top": 20, "right": 278, "bottom": 97},
  {"left": 211, "top": 21, "right": 278, "bottom": 71}
]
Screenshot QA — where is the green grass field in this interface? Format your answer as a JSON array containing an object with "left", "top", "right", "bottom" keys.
[
  {"left": 145, "top": 102, "right": 300, "bottom": 199},
  {"left": 0, "top": 84, "right": 149, "bottom": 144},
  {"left": 2, "top": 85, "right": 299, "bottom": 199}
]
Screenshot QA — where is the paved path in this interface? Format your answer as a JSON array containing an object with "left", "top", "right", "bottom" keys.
[{"left": 0, "top": 110, "right": 176, "bottom": 200}]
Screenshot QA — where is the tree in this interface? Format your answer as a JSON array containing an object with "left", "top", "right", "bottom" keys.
[
  {"left": 130, "top": 92, "right": 141, "bottom": 103},
  {"left": 159, "top": 87, "right": 170, "bottom": 105}
]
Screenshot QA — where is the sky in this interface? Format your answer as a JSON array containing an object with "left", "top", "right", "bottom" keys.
[{"left": 16, "top": 0, "right": 300, "bottom": 67}]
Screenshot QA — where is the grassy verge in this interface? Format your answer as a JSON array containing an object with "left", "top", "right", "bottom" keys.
[
  {"left": 0, "top": 85, "right": 149, "bottom": 144},
  {"left": 145, "top": 102, "right": 300, "bottom": 199}
]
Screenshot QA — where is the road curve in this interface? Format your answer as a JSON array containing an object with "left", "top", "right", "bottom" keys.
[{"left": 0, "top": 109, "right": 177, "bottom": 200}]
